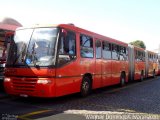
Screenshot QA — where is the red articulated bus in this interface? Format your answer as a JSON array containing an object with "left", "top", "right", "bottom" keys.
[{"left": 3, "top": 24, "right": 158, "bottom": 98}]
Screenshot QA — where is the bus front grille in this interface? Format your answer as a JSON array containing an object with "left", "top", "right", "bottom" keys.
[{"left": 11, "top": 78, "right": 37, "bottom": 92}]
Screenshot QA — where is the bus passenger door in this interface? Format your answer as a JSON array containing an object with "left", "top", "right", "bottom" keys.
[
  {"left": 111, "top": 44, "right": 121, "bottom": 84},
  {"left": 94, "top": 40, "right": 102, "bottom": 88},
  {"left": 101, "top": 41, "right": 112, "bottom": 87},
  {"left": 55, "top": 29, "right": 79, "bottom": 97}
]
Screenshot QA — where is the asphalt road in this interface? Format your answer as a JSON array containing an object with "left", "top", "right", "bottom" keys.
[{"left": 0, "top": 77, "right": 160, "bottom": 120}]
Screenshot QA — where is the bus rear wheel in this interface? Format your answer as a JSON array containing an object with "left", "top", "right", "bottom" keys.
[{"left": 80, "top": 77, "right": 92, "bottom": 97}]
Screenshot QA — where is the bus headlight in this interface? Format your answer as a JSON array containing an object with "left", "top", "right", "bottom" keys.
[
  {"left": 4, "top": 78, "right": 11, "bottom": 82},
  {"left": 37, "top": 79, "right": 51, "bottom": 84}
]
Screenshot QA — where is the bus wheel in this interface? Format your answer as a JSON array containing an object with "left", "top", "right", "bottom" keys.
[
  {"left": 120, "top": 73, "right": 126, "bottom": 87},
  {"left": 140, "top": 71, "right": 144, "bottom": 82},
  {"left": 80, "top": 77, "right": 91, "bottom": 97}
]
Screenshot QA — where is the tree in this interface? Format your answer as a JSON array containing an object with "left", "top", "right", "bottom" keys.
[{"left": 129, "top": 40, "right": 146, "bottom": 49}]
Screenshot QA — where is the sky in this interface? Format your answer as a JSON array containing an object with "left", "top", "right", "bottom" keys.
[{"left": 1, "top": 0, "right": 160, "bottom": 51}]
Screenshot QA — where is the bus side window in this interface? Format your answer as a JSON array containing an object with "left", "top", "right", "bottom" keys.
[
  {"left": 149, "top": 54, "right": 151, "bottom": 61},
  {"left": 138, "top": 51, "right": 142, "bottom": 61},
  {"left": 102, "top": 41, "right": 111, "bottom": 59},
  {"left": 150, "top": 54, "right": 152, "bottom": 61},
  {"left": 58, "top": 29, "right": 76, "bottom": 66},
  {"left": 80, "top": 34, "right": 93, "bottom": 58},
  {"left": 119, "top": 46, "right": 127, "bottom": 61},
  {"left": 95, "top": 40, "right": 101, "bottom": 59},
  {"left": 112, "top": 44, "right": 119, "bottom": 60}
]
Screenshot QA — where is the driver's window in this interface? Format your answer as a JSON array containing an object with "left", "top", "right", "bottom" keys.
[{"left": 58, "top": 29, "right": 76, "bottom": 66}]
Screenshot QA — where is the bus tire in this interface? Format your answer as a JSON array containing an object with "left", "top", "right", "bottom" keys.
[
  {"left": 80, "top": 76, "right": 92, "bottom": 97},
  {"left": 120, "top": 73, "right": 126, "bottom": 87}
]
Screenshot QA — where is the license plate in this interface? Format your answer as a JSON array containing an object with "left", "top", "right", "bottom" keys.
[{"left": 20, "top": 94, "right": 28, "bottom": 97}]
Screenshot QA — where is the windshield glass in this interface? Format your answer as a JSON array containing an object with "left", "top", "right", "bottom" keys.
[{"left": 7, "top": 28, "right": 59, "bottom": 67}]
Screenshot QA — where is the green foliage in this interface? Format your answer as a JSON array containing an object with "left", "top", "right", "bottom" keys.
[{"left": 130, "top": 40, "right": 146, "bottom": 49}]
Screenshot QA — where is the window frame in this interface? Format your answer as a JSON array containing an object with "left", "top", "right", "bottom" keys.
[
  {"left": 80, "top": 34, "right": 94, "bottom": 58},
  {"left": 57, "top": 28, "right": 77, "bottom": 67},
  {"left": 119, "top": 46, "right": 128, "bottom": 61},
  {"left": 95, "top": 39, "right": 102, "bottom": 59},
  {"left": 112, "top": 44, "right": 120, "bottom": 60},
  {"left": 102, "top": 41, "right": 112, "bottom": 60}
]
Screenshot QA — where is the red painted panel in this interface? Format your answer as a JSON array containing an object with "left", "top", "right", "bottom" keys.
[{"left": 102, "top": 60, "right": 112, "bottom": 86}]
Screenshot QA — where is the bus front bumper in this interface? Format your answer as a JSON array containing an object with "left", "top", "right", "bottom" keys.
[{"left": 4, "top": 77, "right": 56, "bottom": 98}]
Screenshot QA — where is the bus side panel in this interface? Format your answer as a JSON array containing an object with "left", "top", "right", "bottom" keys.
[
  {"left": 111, "top": 60, "right": 121, "bottom": 84},
  {"left": 134, "top": 61, "right": 145, "bottom": 80},
  {"left": 55, "top": 34, "right": 95, "bottom": 97},
  {"left": 121, "top": 60, "right": 129, "bottom": 82},
  {"left": 55, "top": 60, "right": 82, "bottom": 97},
  {"left": 93, "top": 58, "right": 102, "bottom": 89},
  {"left": 111, "top": 60, "right": 129, "bottom": 84},
  {"left": 55, "top": 77, "right": 82, "bottom": 97},
  {"left": 148, "top": 61, "right": 153, "bottom": 77},
  {"left": 101, "top": 59, "right": 112, "bottom": 87}
]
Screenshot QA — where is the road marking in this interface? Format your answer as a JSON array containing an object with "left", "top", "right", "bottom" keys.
[{"left": 18, "top": 109, "right": 52, "bottom": 120}]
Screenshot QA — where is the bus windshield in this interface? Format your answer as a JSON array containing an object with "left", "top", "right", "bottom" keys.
[{"left": 7, "top": 27, "right": 59, "bottom": 67}]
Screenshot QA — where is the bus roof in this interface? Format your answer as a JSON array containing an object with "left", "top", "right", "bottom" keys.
[
  {"left": 147, "top": 50, "right": 158, "bottom": 54},
  {"left": 17, "top": 23, "right": 128, "bottom": 47},
  {"left": 132, "top": 45, "right": 145, "bottom": 51}
]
